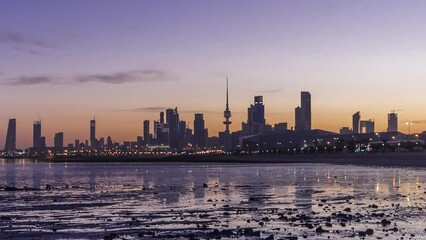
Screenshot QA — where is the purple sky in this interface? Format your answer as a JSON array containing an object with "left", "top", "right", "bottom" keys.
[{"left": 2, "top": 0, "right": 426, "bottom": 148}]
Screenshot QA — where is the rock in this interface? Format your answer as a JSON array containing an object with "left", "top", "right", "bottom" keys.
[
  {"left": 305, "top": 223, "right": 314, "bottom": 229},
  {"left": 316, "top": 226, "right": 327, "bottom": 233},
  {"left": 0, "top": 216, "right": 12, "bottom": 221},
  {"left": 325, "top": 222, "right": 332, "bottom": 228},
  {"left": 265, "top": 234, "right": 274, "bottom": 240},
  {"left": 366, "top": 228, "right": 374, "bottom": 235},
  {"left": 240, "top": 228, "right": 260, "bottom": 237},
  {"left": 203, "top": 183, "right": 208, "bottom": 188},
  {"left": 381, "top": 219, "right": 391, "bottom": 226}
]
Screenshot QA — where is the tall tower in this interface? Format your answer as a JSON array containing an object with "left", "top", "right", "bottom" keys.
[
  {"left": 352, "top": 111, "right": 360, "bottom": 134},
  {"left": 90, "top": 118, "right": 96, "bottom": 148},
  {"left": 33, "top": 120, "right": 42, "bottom": 150},
  {"left": 387, "top": 111, "right": 398, "bottom": 132},
  {"left": 143, "top": 120, "right": 150, "bottom": 146},
  {"left": 247, "top": 96, "right": 265, "bottom": 135},
  {"left": 194, "top": 113, "right": 207, "bottom": 151},
  {"left": 301, "top": 91, "right": 311, "bottom": 131},
  {"left": 223, "top": 78, "right": 232, "bottom": 152},
  {"left": 4, "top": 119, "right": 16, "bottom": 153}
]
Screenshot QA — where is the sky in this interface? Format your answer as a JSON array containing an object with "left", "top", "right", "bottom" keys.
[{"left": 2, "top": 0, "right": 426, "bottom": 148}]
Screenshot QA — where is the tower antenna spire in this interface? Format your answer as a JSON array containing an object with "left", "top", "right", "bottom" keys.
[
  {"left": 226, "top": 77, "right": 229, "bottom": 110},
  {"left": 223, "top": 77, "right": 232, "bottom": 152}
]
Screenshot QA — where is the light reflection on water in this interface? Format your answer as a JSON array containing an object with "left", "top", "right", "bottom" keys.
[{"left": 0, "top": 159, "right": 425, "bottom": 239}]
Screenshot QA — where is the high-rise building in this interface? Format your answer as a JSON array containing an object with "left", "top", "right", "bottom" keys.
[
  {"left": 295, "top": 106, "right": 302, "bottom": 131},
  {"left": 387, "top": 112, "right": 398, "bottom": 132},
  {"left": 166, "top": 107, "right": 180, "bottom": 149},
  {"left": 4, "top": 119, "right": 16, "bottom": 153},
  {"left": 160, "top": 111, "right": 165, "bottom": 124},
  {"left": 247, "top": 96, "right": 265, "bottom": 135},
  {"left": 143, "top": 120, "right": 150, "bottom": 146},
  {"left": 40, "top": 136, "right": 46, "bottom": 150},
  {"left": 54, "top": 132, "right": 64, "bottom": 150},
  {"left": 90, "top": 118, "right": 96, "bottom": 148},
  {"left": 33, "top": 121, "right": 42, "bottom": 150},
  {"left": 223, "top": 78, "right": 232, "bottom": 152},
  {"left": 360, "top": 119, "right": 375, "bottom": 133},
  {"left": 179, "top": 120, "right": 186, "bottom": 149},
  {"left": 194, "top": 113, "right": 207, "bottom": 150},
  {"left": 75, "top": 139, "right": 80, "bottom": 150},
  {"left": 301, "top": 91, "right": 311, "bottom": 131},
  {"left": 353, "top": 111, "right": 361, "bottom": 134}
]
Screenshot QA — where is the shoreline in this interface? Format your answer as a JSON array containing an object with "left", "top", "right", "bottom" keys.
[{"left": 3, "top": 151, "right": 426, "bottom": 168}]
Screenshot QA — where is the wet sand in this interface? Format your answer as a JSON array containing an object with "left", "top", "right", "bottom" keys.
[{"left": 0, "top": 162, "right": 425, "bottom": 239}]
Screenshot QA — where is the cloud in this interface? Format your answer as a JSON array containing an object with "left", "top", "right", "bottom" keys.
[
  {"left": 0, "top": 32, "right": 50, "bottom": 48},
  {"left": 257, "top": 88, "right": 283, "bottom": 94},
  {"left": 131, "top": 107, "right": 167, "bottom": 112},
  {"left": 75, "top": 70, "right": 172, "bottom": 84},
  {"left": 2, "top": 76, "right": 53, "bottom": 86}
]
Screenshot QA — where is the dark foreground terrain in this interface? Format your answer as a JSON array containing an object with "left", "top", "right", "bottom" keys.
[{"left": 0, "top": 161, "right": 425, "bottom": 239}]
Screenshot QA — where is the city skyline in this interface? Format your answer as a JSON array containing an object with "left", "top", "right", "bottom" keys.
[
  {"left": 0, "top": 88, "right": 417, "bottom": 150},
  {"left": 3, "top": 0, "right": 426, "bottom": 147}
]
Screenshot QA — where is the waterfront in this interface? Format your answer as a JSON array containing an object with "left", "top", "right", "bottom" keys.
[{"left": 0, "top": 160, "right": 425, "bottom": 239}]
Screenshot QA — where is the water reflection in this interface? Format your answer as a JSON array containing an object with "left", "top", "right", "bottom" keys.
[{"left": 0, "top": 160, "right": 425, "bottom": 239}]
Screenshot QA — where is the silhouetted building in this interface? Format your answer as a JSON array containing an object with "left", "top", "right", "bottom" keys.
[
  {"left": 160, "top": 111, "right": 165, "bottom": 124},
  {"left": 4, "top": 119, "right": 16, "bottom": 153},
  {"left": 143, "top": 120, "right": 150, "bottom": 146},
  {"left": 387, "top": 112, "right": 398, "bottom": 132},
  {"left": 194, "top": 113, "right": 207, "bottom": 150},
  {"left": 75, "top": 139, "right": 80, "bottom": 150},
  {"left": 247, "top": 96, "right": 265, "bottom": 135},
  {"left": 166, "top": 108, "right": 180, "bottom": 149},
  {"left": 106, "top": 136, "right": 113, "bottom": 149},
  {"left": 99, "top": 137, "right": 105, "bottom": 147},
  {"left": 295, "top": 106, "right": 302, "bottom": 131},
  {"left": 223, "top": 78, "right": 232, "bottom": 152},
  {"left": 360, "top": 119, "right": 375, "bottom": 133},
  {"left": 40, "top": 136, "right": 46, "bottom": 150},
  {"left": 353, "top": 111, "right": 360, "bottom": 134},
  {"left": 33, "top": 121, "right": 42, "bottom": 150},
  {"left": 340, "top": 127, "right": 352, "bottom": 134},
  {"left": 154, "top": 117, "right": 169, "bottom": 146},
  {"left": 137, "top": 136, "right": 143, "bottom": 149},
  {"left": 274, "top": 122, "right": 288, "bottom": 131},
  {"left": 90, "top": 118, "right": 96, "bottom": 148},
  {"left": 295, "top": 92, "right": 311, "bottom": 131},
  {"left": 54, "top": 132, "right": 64, "bottom": 150},
  {"left": 179, "top": 120, "right": 186, "bottom": 149},
  {"left": 301, "top": 91, "right": 311, "bottom": 131}
]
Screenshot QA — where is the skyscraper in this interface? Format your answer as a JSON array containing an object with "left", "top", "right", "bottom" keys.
[
  {"left": 301, "top": 91, "right": 311, "bottom": 131},
  {"left": 54, "top": 132, "right": 64, "bottom": 150},
  {"left": 90, "top": 118, "right": 96, "bottom": 148},
  {"left": 295, "top": 106, "right": 302, "bottom": 131},
  {"left": 194, "top": 113, "right": 207, "bottom": 150},
  {"left": 33, "top": 121, "right": 42, "bottom": 150},
  {"left": 143, "top": 120, "right": 150, "bottom": 146},
  {"left": 166, "top": 107, "right": 180, "bottom": 149},
  {"left": 387, "top": 112, "right": 398, "bottom": 132},
  {"left": 4, "top": 119, "right": 16, "bottom": 153},
  {"left": 223, "top": 78, "right": 232, "bottom": 152},
  {"left": 247, "top": 96, "right": 265, "bottom": 135},
  {"left": 352, "top": 111, "right": 361, "bottom": 134}
]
